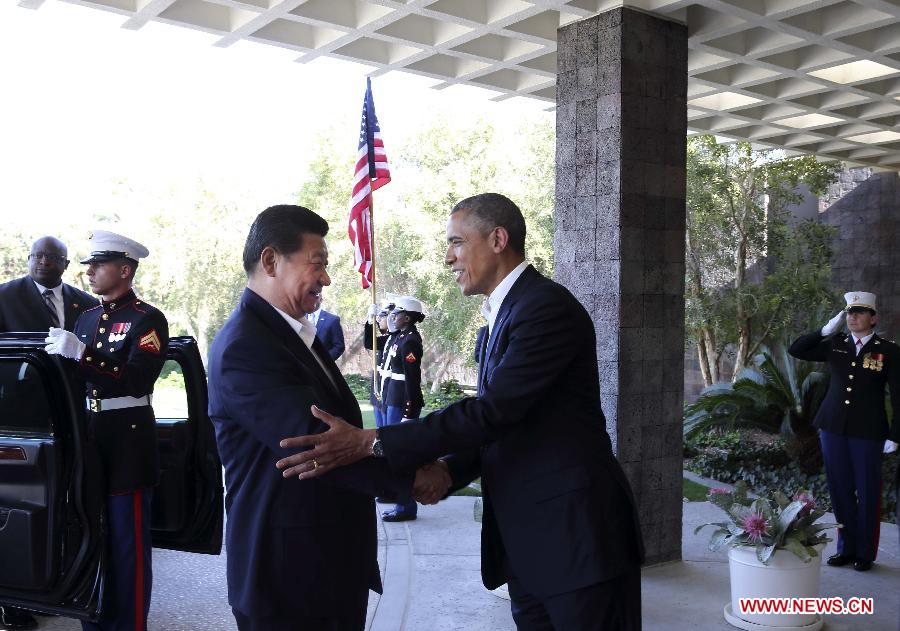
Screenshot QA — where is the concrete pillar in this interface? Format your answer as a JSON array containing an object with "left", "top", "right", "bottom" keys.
[{"left": 554, "top": 7, "right": 687, "bottom": 565}]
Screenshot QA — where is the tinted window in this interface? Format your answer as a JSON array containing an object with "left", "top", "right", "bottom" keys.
[{"left": 0, "top": 359, "right": 52, "bottom": 434}]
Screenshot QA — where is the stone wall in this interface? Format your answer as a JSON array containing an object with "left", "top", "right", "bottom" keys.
[{"left": 819, "top": 168, "right": 900, "bottom": 338}]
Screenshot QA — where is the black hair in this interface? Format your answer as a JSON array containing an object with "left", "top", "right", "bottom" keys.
[
  {"left": 450, "top": 193, "right": 526, "bottom": 256},
  {"left": 242, "top": 205, "right": 329, "bottom": 275}
]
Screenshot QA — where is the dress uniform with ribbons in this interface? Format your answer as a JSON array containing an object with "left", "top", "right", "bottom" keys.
[
  {"left": 789, "top": 291, "right": 900, "bottom": 567},
  {"left": 382, "top": 296, "right": 425, "bottom": 521},
  {"left": 48, "top": 230, "right": 169, "bottom": 631},
  {"left": 363, "top": 302, "right": 396, "bottom": 429}
]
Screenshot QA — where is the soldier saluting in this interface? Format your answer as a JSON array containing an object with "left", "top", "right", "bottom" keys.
[
  {"left": 789, "top": 291, "right": 899, "bottom": 572},
  {"left": 44, "top": 230, "right": 169, "bottom": 631}
]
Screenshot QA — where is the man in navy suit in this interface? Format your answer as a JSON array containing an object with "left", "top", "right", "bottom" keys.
[
  {"left": 277, "top": 194, "right": 644, "bottom": 630},
  {"left": 0, "top": 236, "right": 97, "bottom": 333},
  {"left": 0, "top": 235, "right": 96, "bottom": 631},
  {"left": 207, "top": 205, "right": 447, "bottom": 631},
  {"left": 308, "top": 304, "right": 345, "bottom": 360}
]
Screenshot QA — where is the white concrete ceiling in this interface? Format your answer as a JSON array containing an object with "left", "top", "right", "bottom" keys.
[{"left": 19, "top": 0, "right": 900, "bottom": 169}]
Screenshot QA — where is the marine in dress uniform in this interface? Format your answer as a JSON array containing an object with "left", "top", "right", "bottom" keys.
[
  {"left": 381, "top": 296, "right": 426, "bottom": 522},
  {"left": 363, "top": 301, "right": 396, "bottom": 429},
  {"left": 44, "top": 230, "right": 169, "bottom": 630},
  {"left": 789, "top": 291, "right": 900, "bottom": 572}
]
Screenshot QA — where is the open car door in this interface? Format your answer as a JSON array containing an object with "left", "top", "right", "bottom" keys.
[
  {"left": 0, "top": 333, "right": 222, "bottom": 621},
  {"left": 0, "top": 333, "right": 105, "bottom": 619},
  {"left": 151, "top": 336, "right": 223, "bottom": 554}
]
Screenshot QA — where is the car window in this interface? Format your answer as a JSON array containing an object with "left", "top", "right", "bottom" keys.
[
  {"left": 154, "top": 359, "right": 189, "bottom": 419},
  {"left": 0, "top": 359, "right": 53, "bottom": 435}
]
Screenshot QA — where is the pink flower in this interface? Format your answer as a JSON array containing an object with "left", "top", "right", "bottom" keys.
[
  {"left": 794, "top": 492, "right": 816, "bottom": 516},
  {"left": 741, "top": 511, "right": 769, "bottom": 542},
  {"left": 709, "top": 487, "right": 729, "bottom": 495}
]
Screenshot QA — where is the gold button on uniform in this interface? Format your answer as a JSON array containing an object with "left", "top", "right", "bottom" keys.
[
  {"left": 100, "top": 362, "right": 106, "bottom": 367},
  {"left": 849, "top": 375, "right": 854, "bottom": 380},
  {"left": 99, "top": 328, "right": 106, "bottom": 333},
  {"left": 101, "top": 314, "right": 109, "bottom": 320},
  {"left": 85, "top": 356, "right": 92, "bottom": 362},
  {"left": 851, "top": 362, "right": 856, "bottom": 367},
  {"left": 96, "top": 342, "right": 102, "bottom": 348},
  {"left": 845, "top": 400, "right": 850, "bottom": 405},
  {"left": 131, "top": 424, "right": 137, "bottom": 429},
  {"left": 92, "top": 389, "right": 98, "bottom": 396},
  {"left": 113, "top": 367, "right": 119, "bottom": 372}
]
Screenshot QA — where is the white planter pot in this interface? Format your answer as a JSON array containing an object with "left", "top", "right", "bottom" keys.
[{"left": 724, "top": 544, "right": 825, "bottom": 630}]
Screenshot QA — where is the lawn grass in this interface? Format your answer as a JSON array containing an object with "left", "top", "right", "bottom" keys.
[{"left": 683, "top": 477, "right": 711, "bottom": 502}]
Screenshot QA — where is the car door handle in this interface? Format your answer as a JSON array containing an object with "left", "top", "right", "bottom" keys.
[{"left": 0, "top": 446, "right": 26, "bottom": 461}]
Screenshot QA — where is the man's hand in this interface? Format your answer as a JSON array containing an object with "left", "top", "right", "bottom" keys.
[
  {"left": 44, "top": 327, "right": 86, "bottom": 361},
  {"left": 884, "top": 440, "right": 898, "bottom": 455},
  {"left": 413, "top": 461, "right": 451, "bottom": 505},
  {"left": 276, "top": 405, "right": 375, "bottom": 480},
  {"left": 821, "top": 310, "right": 846, "bottom": 336}
]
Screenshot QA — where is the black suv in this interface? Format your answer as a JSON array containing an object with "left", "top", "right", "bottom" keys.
[{"left": 0, "top": 334, "right": 223, "bottom": 621}]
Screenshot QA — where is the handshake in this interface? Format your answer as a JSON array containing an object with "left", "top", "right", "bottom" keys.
[{"left": 412, "top": 460, "right": 452, "bottom": 504}]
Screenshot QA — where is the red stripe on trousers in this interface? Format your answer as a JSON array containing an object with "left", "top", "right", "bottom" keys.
[
  {"left": 871, "top": 479, "right": 882, "bottom": 561},
  {"left": 133, "top": 490, "right": 144, "bottom": 631}
]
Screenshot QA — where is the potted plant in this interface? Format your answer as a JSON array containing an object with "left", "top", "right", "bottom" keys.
[{"left": 696, "top": 481, "right": 839, "bottom": 630}]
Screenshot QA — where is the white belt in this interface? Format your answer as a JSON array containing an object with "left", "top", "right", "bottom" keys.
[
  {"left": 86, "top": 395, "right": 152, "bottom": 413},
  {"left": 390, "top": 373, "right": 406, "bottom": 381}
]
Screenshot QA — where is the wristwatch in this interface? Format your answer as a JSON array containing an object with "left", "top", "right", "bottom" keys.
[{"left": 371, "top": 429, "right": 385, "bottom": 458}]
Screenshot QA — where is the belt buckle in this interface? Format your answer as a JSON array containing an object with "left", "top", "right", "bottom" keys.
[{"left": 89, "top": 398, "right": 101, "bottom": 413}]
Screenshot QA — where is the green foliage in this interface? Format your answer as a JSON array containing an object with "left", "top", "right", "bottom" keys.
[
  {"left": 343, "top": 373, "right": 371, "bottom": 401},
  {"left": 695, "top": 480, "right": 838, "bottom": 564},
  {"left": 684, "top": 349, "right": 829, "bottom": 473},
  {"left": 423, "top": 378, "right": 468, "bottom": 410},
  {"left": 685, "top": 135, "right": 840, "bottom": 379},
  {"left": 685, "top": 433, "right": 898, "bottom": 524}
]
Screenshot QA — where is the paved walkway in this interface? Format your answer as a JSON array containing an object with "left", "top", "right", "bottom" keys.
[{"left": 30, "top": 497, "right": 900, "bottom": 630}]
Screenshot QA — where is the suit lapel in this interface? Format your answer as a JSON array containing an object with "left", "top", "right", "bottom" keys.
[
  {"left": 21, "top": 277, "right": 52, "bottom": 329},
  {"left": 61, "top": 284, "right": 82, "bottom": 330},
  {"left": 478, "top": 265, "right": 537, "bottom": 393},
  {"left": 242, "top": 289, "right": 345, "bottom": 413}
]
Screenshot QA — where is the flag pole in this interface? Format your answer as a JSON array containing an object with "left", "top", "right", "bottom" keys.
[{"left": 370, "top": 199, "right": 379, "bottom": 402}]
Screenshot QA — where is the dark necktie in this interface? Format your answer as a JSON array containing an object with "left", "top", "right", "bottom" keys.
[
  {"left": 42, "top": 289, "right": 60, "bottom": 328},
  {"left": 477, "top": 328, "right": 490, "bottom": 396}
]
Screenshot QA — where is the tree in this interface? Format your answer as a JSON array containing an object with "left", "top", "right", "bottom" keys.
[{"left": 685, "top": 136, "right": 840, "bottom": 385}]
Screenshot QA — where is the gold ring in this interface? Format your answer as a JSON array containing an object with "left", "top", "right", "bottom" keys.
[{"left": 312, "top": 459, "right": 319, "bottom": 469}]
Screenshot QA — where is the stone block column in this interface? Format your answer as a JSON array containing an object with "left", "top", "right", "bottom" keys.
[{"left": 554, "top": 7, "right": 687, "bottom": 565}]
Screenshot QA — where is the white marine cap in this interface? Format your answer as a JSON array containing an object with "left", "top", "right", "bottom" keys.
[
  {"left": 844, "top": 291, "right": 877, "bottom": 312},
  {"left": 393, "top": 296, "right": 425, "bottom": 316},
  {"left": 80, "top": 230, "right": 150, "bottom": 264}
]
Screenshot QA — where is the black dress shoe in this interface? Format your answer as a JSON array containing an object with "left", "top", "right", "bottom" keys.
[
  {"left": 826, "top": 553, "right": 855, "bottom": 567},
  {"left": 382, "top": 510, "right": 416, "bottom": 522},
  {"left": 853, "top": 560, "right": 873, "bottom": 572},
  {"left": 0, "top": 607, "right": 38, "bottom": 630}
]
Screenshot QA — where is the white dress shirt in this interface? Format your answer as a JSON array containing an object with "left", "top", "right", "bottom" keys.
[
  {"left": 33, "top": 280, "right": 64, "bottom": 328},
  {"left": 272, "top": 305, "right": 338, "bottom": 391},
  {"left": 307, "top": 308, "right": 322, "bottom": 328},
  {"left": 481, "top": 261, "right": 529, "bottom": 334},
  {"left": 851, "top": 331, "right": 874, "bottom": 355}
]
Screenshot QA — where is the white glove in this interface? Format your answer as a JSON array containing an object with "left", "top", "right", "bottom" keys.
[
  {"left": 821, "top": 311, "right": 845, "bottom": 336},
  {"left": 367, "top": 304, "right": 379, "bottom": 319},
  {"left": 401, "top": 417, "right": 415, "bottom": 423},
  {"left": 884, "top": 440, "right": 898, "bottom": 455},
  {"left": 44, "top": 327, "right": 86, "bottom": 361}
]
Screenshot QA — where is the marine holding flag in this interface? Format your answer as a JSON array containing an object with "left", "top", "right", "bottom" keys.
[{"left": 44, "top": 229, "right": 169, "bottom": 631}]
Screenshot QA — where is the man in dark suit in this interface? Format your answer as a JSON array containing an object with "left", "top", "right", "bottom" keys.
[
  {"left": 0, "top": 236, "right": 97, "bottom": 333},
  {"left": 207, "top": 205, "right": 447, "bottom": 631},
  {"left": 0, "top": 235, "right": 96, "bottom": 631},
  {"left": 789, "top": 291, "right": 899, "bottom": 572},
  {"left": 277, "top": 193, "right": 644, "bottom": 630},
  {"left": 308, "top": 305, "right": 345, "bottom": 360}
]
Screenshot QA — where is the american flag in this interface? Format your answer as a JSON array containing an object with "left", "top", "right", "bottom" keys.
[{"left": 349, "top": 77, "right": 391, "bottom": 289}]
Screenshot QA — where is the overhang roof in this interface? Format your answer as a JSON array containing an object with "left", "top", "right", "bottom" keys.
[{"left": 19, "top": 0, "right": 900, "bottom": 169}]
